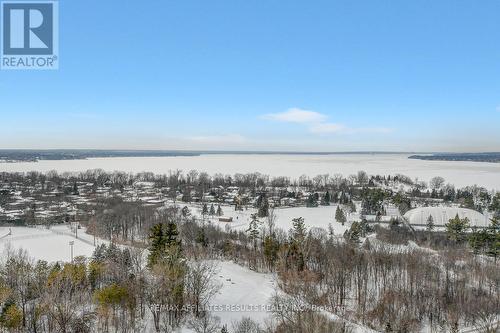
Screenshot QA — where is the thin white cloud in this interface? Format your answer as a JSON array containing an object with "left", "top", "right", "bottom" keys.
[
  {"left": 262, "top": 108, "right": 327, "bottom": 123},
  {"left": 261, "top": 107, "right": 394, "bottom": 136}
]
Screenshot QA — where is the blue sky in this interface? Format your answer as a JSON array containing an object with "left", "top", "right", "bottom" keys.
[{"left": 1, "top": 0, "right": 499, "bottom": 152}]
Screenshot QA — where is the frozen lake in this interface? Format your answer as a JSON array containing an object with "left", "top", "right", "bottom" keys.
[{"left": 1, "top": 153, "right": 500, "bottom": 190}]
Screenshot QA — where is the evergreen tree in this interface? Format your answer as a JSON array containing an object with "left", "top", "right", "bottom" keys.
[
  {"left": 72, "top": 182, "right": 79, "bottom": 195},
  {"left": 147, "top": 222, "right": 181, "bottom": 268},
  {"left": 263, "top": 233, "right": 279, "bottom": 270},
  {"left": 286, "top": 217, "right": 307, "bottom": 272},
  {"left": 209, "top": 204, "right": 216, "bottom": 216},
  {"left": 485, "top": 218, "right": 500, "bottom": 259},
  {"left": 202, "top": 203, "right": 208, "bottom": 217},
  {"left": 322, "top": 191, "right": 331, "bottom": 205},
  {"left": 335, "top": 206, "right": 347, "bottom": 225},
  {"left": 147, "top": 224, "right": 165, "bottom": 267},
  {"left": 426, "top": 214, "right": 435, "bottom": 231},
  {"left": 344, "top": 221, "right": 361, "bottom": 243},
  {"left": 196, "top": 228, "right": 208, "bottom": 247},
  {"left": 247, "top": 214, "right": 261, "bottom": 249},
  {"left": 247, "top": 214, "right": 262, "bottom": 269},
  {"left": 257, "top": 195, "right": 269, "bottom": 218},
  {"left": 306, "top": 194, "right": 318, "bottom": 207},
  {"left": 164, "top": 222, "right": 180, "bottom": 247},
  {"left": 445, "top": 214, "right": 470, "bottom": 242},
  {"left": 468, "top": 227, "right": 483, "bottom": 254},
  {"left": 359, "top": 218, "right": 373, "bottom": 236}
]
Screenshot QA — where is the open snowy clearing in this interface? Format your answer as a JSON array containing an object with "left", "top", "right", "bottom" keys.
[
  {"left": 184, "top": 203, "right": 352, "bottom": 235},
  {"left": 0, "top": 225, "right": 103, "bottom": 262},
  {"left": 1, "top": 153, "right": 500, "bottom": 189},
  {"left": 209, "top": 260, "right": 276, "bottom": 327}
]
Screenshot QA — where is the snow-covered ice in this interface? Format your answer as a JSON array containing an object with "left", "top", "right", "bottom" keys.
[
  {"left": 1, "top": 153, "right": 500, "bottom": 189},
  {"left": 0, "top": 225, "right": 99, "bottom": 262}
]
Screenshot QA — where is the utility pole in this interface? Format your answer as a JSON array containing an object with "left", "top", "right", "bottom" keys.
[{"left": 69, "top": 241, "right": 74, "bottom": 263}]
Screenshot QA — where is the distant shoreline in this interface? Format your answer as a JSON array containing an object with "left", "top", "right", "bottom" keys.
[
  {"left": 409, "top": 153, "right": 500, "bottom": 163},
  {"left": 0, "top": 150, "right": 418, "bottom": 163},
  {"left": 2, "top": 150, "right": 500, "bottom": 163}
]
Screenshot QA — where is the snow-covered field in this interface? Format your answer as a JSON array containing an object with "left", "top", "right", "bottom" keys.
[
  {"left": 184, "top": 203, "right": 352, "bottom": 235},
  {"left": 1, "top": 153, "right": 500, "bottom": 189},
  {"left": 0, "top": 225, "right": 101, "bottom": 262}
]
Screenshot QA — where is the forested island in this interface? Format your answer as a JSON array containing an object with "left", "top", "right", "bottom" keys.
[
  {"left": 409, "top": 152, "right": 500, "bottom": 163},
  {"left": 0, "top": 150, "right": 201, "bottom": 162}
]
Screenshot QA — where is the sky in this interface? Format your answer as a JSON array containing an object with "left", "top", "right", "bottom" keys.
[{"left": 0, "top": 0, "right": 499, "bottom": 152}]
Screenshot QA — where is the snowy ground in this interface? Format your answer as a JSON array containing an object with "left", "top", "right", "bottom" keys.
[
  {"left": 1, "top": 153, "right": 500, "bottom": 189},
  {"left": 0, "top": 225, "right": 278, "bottom": 330},
  {"left": 0, "top": 225, "right": 103, "bottom": 262},
  {"left": 183, "top": 203, "right": 352, "bottom": 235},
  {"left": 209, "top": 260, "right": 276, "bottom": 328}
]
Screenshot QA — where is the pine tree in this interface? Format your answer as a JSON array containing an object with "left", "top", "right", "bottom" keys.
[
  {"left": 202, "top": 203, "right": 208, "bottom": 217},
  {"left": 263, "top": 233, "right": 279, "bottom": 270},
  {"left": 247, "top": 214, "right": 261, "bottom": 248},
  {"left": 147, "top": 222, "right": 181, "bottom": 268},
  {"left": 446, "top": 214, "right": 470, "bottom": 242},
  {"left": 164, "top": 222, "right": 180, "bottom": 247},
  {"left": 288, "top": 217, "right": 307, "bottom": 272},
  {"left": 486, "top": 218, "right": 500, "bottom": 259},
  {"left": 344, "top": 221, "right": 361, "bottom": 243},
  {"left": 468, "top": 226, "right": 483, "bottom": 254},
  {"left": 257, "top": 195, "right": 269, "bottom": 218},
  {"left": 147, "top": 224, "right": 165, "bottom": 267},
  {"left": 426, "top": 214, "right": 435, "bottom": 231},
  {"left": 247, "top": 214, "right": 262, "bottom": 269},
  {"left": 306, "top": 194, "right": 318, "bottom": 207},
  {"left": 72, "top": 182, "right": 79, "bottom": 195},
  {"left": 322, "top": 191, "right": 331, "bottom": 205},
  {"left": 209, "top": 204, "right": 216, "bottom": 216},
  {"left": 335, "top": 206, "right": 347, "bottom": 225}
]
